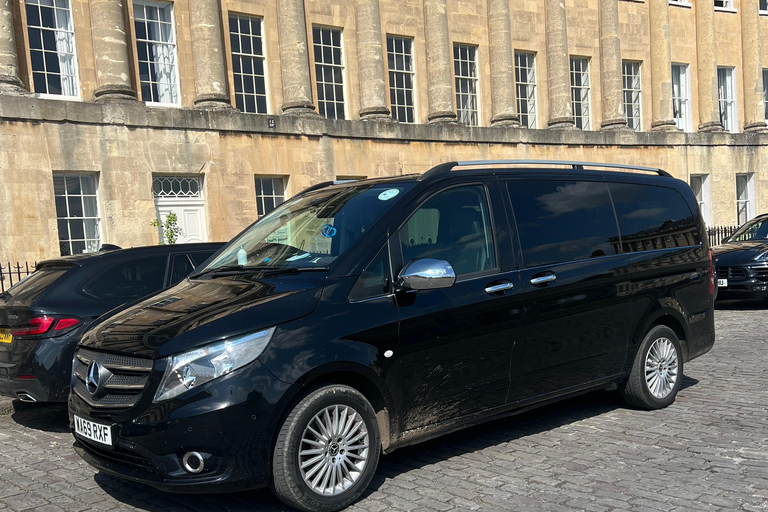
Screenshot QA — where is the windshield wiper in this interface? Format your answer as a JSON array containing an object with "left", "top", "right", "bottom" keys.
[
  {"left": 193, "top": 265, "right": 329, "bottom": 279},
  {"left": 260, "top": 266, "right": 330, "bottom": 276}
]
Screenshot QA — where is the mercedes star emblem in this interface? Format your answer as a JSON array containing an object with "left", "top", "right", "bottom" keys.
[{"left": 86, "top": 361, "right": 101, "bottom": 395}]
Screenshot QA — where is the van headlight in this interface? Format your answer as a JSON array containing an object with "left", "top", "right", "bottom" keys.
[
  {"left": 153, "top": 327, "right": 276, "bottom": 402},
  {"left": 754, "top": 251, "right": 768, "bottom": 261}
]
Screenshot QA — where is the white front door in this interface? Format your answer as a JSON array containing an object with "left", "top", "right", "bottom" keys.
[{"left": 153, "top": 176, "right": 208, "bottom": 244}]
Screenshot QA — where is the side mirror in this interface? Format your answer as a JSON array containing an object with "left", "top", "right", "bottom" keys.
[{"left": 397, "top": 258, "right": 456, "bottom": 291}]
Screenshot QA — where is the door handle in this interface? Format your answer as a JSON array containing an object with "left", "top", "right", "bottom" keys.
[
  {"left": 485, "top": 282, "right": 514, "bottom": 294},
  {"left": 530, "top": 273, "right": 557, "bottom": 285}
]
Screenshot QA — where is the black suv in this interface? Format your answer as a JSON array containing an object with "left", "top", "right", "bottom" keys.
[
  {"left": 713, "top": 214, "right": 768, "bottom": 299},
  {"left": 0, "top": 243, "right": 223, "bottom": 403},
  {"left": 69, "top": 161, "right": 715, "bottom": 512}
]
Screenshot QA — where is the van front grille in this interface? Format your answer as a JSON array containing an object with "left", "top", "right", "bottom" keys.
[{"left": 73, "top": 348, "right": 153, "bottom": 409}]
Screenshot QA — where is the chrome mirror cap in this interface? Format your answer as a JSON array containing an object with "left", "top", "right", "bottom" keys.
[{"left": 397, "top": 258, "right": 456, "bottom": 290}]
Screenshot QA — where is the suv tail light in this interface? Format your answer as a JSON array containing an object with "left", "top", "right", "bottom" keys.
[
  {"left": 54, "top": 318, "right": 81, "bottom": 331},
  {"left": 11, "top": 317, "right": 54, "bottom": 336},
  {"left": 708, "top": 249, "right": 714, "bottom": 295},
  {"left": 10, "top": 317, "right": 81, "bottom": 336}
]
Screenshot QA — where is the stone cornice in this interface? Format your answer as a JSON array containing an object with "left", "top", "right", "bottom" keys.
[{"left": 1, "top": 95, "right": 767, "bottom": 148}]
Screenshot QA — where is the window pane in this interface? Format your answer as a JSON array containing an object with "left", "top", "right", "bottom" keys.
[
  {"left": 400, "top": 185, "right": 495, "bottom": 275},
  {"left": 509, "top": 181, "right": 618, "bottom": 267},
  {"left": 610, "top": 183, "right": 699, "bottom": 251},
  {"left": 349, "top": 244, "right": 391, "bottom": 301},
  {"left": 86, "top": 256, "right": 168, "bottom": 299}
]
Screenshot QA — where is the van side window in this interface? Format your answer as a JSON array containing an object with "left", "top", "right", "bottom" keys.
[
  {"left": 508, "top": 180, "right": 619, "bottom": 267},
  {"left": 349, "top": 245, "right": 391, "bottom": 301},
  {"left": 86, "top": 256, "right": 168, "bottom": 300},
  {"left": 399, "top": 185, "right": 496, "bottom": 275},
  {"left": 609, "top": 183, "right": 699, "bottom": 251}
]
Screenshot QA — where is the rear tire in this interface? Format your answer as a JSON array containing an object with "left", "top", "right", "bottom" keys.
[
  {"left": 621, "top": 325, "right": 684, "bottom": 410},
  {"left": 270, "top": 385, "right": 381, "bottom": 512}
]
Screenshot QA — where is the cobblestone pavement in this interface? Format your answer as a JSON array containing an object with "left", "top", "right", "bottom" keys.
[{"left": 0, "top": 304, "right": 766, "bottom": 512}]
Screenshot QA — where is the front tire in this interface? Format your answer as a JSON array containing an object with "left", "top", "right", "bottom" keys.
[
  {"left": 620, "top": 325, "right": 684, "bottom": 410},
  {"left": 271, "top": 385, "right": 381, "bottom": 512}
]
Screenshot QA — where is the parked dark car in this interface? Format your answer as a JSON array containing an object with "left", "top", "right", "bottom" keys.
[
  {"left": 69, "top": 161, "right": 715, "bottom": 512},
  {"left": 0, "top": 243, "right": 223, "bottom": 403},
  {"left": 713, "top": 214, "right": 768, "bottom": 299}
]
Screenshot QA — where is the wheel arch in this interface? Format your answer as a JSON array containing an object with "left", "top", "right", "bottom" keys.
[
  {"left": 276, "top": 363, "right": 398, "bottom": 453},
  {"left": 634, "top": 308, "right": 689, "bottom": 363}
]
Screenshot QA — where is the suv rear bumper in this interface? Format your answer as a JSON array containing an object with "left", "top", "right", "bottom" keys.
[{"left": 0, "top": 334, "right": 79, "bottom": 402}]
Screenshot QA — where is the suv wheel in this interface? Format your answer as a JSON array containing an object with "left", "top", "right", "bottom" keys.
[
  {"left": 271, "top": 385, "right": 381, "bottom": 512},
  {"left": 620, "top": 325, "right": 684, "bottom": 410}
]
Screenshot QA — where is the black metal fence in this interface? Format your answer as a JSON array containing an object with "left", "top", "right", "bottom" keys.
[
  {"left": 0, "top": 262, "right": 37, "bottom": 293},
  {"left": 707, "top": 225, "right": 738, "bottom": 248}
]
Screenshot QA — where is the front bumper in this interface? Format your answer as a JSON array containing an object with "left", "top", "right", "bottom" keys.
[
  {"left": 715, "top": 265, "right": 768, "bottom": 299},
  {"left": 0, "top": 333, "right": 79, "bottom": 402},
  {"left": 69, "top": 359, "right": 293, "bottom": 493}
]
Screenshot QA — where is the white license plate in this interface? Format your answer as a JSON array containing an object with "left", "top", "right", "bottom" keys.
[
  {"left": 718, "top": 279, "right": 728, "bottom": 288},
  {"left": 74, "top": 415, "right": 113, "bottom": 447}
]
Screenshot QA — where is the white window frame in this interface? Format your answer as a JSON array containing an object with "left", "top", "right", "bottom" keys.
[
  {"left": 622, "top": 61, "right": 642, "bottom": 131},
  {"left": 763, "top": 69, "right": 768, "bottom": 122},
  {"left": 714, "top": 0, "right": 736, "bottom": 11},
  {"left": 669, "top": 0, "right": 691, "bottom": 7},
  {"left": 717, "top": 66, "right": 738, "bottom": 133},
  {"left": 736, "top": 173, "right": 755, "bottom": 225},
  {"left": 454, "top": 43, "right": 480, "bottom": 127},
  {"left": 387, "top": 35, "right": 417, "bottom": 124},
  {"left": 514, "top": 51, "right": 537, "bottom": 129},
  {"left": 672, "top": 63, "right": 692, "bottom": 132},
  {"left": 133, "top": 0, "right": 181, "bottom": 106},
  {"left": 25, "top": 0, "right": 80, "bottom": 100},
  {"left": 761, "top": 0, "right": 768, "bottom": 14},
  {"left": 229, "top": 13, "right": 269, "bottom": 114},
  {"left": 570, "top": 56, "right": 591, "bottom": 130},
  {"left": 312, "top": 26, "right": 346, "bottom": 120},
  {"left": 254, "top": 175, "right": 287, "bottom": 218},
  {"left": 690, "top": 175, "right": 711, "bottom": 226},
  {"left": 53, "top": 173, "right": 101, "bottom": 256}
]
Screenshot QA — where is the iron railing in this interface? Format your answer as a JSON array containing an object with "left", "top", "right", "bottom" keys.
[
  {"left": 0, "top": 262, "right": 37, "bottom": 293},
  {"left": 707, "top": 225, "right": 738, "bottom": 248}
]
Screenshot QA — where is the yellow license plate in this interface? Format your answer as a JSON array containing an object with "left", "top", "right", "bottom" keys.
[{"left": 0, "top": 329, "right": 12, "bottom": 344}]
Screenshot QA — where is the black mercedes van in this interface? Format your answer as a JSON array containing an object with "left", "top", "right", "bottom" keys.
[{"left": 69, "top": 161, "right": 715, "bottom": 512}]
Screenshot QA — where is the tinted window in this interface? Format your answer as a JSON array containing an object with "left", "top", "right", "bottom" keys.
[
  {"left": 189, "top": 251, "right": 216, "bottom": 266},
  {"left": 168, "top": 254, "right": 194, "bottom": 286},
  {"left": 349, "top": 245, "right": 390, "bottom": 301},
  {"left": 399, "top": 185, "right": 495, "bottom": 275},
  {"left": 610, "top": 183, "right": 699, "bottom": 252},
  {"left": 3, "top": 268, "right": 70, "bottom": 306},
  {"left": 508, "top": 180, "right": 619, "bottom": 267},
  {"left": 87, "top": 256, "right": 168, "bottom": 300}
]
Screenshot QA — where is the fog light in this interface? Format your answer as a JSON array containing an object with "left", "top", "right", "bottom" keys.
[{"left": 181, "top": 451, "right": 205, "bottom": 474}]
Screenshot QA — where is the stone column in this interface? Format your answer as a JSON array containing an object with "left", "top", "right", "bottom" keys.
[
  {"left": 423, "top": 0, "right": 457, "bottom": 123},
  {"left": 487, "top": 0, "right": 519, "bottom": 126},
  {"left": 89, "top": 0, "right": 136, "bottom": 102},
  {"left": 695, "top": 0, "right": 722, "bottom": 131},
  {"left": 278, "top": 0, "right": 317, "bottom": 115},
  {"left": 544, "top": 0, "right": 574, "bottom": 129},
  {"left": 0, "top": 0, "right": 27, "bottom": 94},
  {"left": 741, "top": 0, "right": 767, "bottom": 132},
  {"left": 648, "top": 0, "right": 677, "bottom": 130},
  {"left": 190, "top": 0, "right": 231, "bottom": 108},
  {"left": 355, "top": 0, "right": 391, "bottom": 120},
  {"left": 598, "top": 0, "right": 628, "bottom": 130}
]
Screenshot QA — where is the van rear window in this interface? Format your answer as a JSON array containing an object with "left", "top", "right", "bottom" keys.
[
  {"left": 609, "top": 183, "right": 699, "bottom": 252},
  {"left": 3, "top": 267, "right": 70, "bottom": 306}
]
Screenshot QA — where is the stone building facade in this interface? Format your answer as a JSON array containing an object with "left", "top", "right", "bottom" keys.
[{"left": 0, "top": 0, "right": 767, "bottom": 262}]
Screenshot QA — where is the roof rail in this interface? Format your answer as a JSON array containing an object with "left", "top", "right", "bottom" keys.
[
  {"left": 294, "top": 179, "right": 364, "bottom": 198},
  {"left": 418, "top": 159, "right": 672, "bottom": 181}
]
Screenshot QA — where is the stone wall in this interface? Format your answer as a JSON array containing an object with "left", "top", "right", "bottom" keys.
[{"left": 1, "top": 94, "right": 767, "bottom": 263}]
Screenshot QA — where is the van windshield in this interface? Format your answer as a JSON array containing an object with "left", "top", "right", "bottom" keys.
[{"left": 201, "top": 183, "right": 412, "bottom": 273}]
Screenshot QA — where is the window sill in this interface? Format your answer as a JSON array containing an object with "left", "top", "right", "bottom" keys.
[
  {"left": 669, "top": 1, "right": 692, "bottom": 8},
  {"left": 36, "top": 93, "right": 81, "bottom": 102},
  {"left": 714, "top": 6, "right": 738, "bottom": 13},
  {"left": 144, "top": 102, "right": 182, "bottom": 109},
  {"left": 760, "top": 10, "right": 768, "bottom": 15}
]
